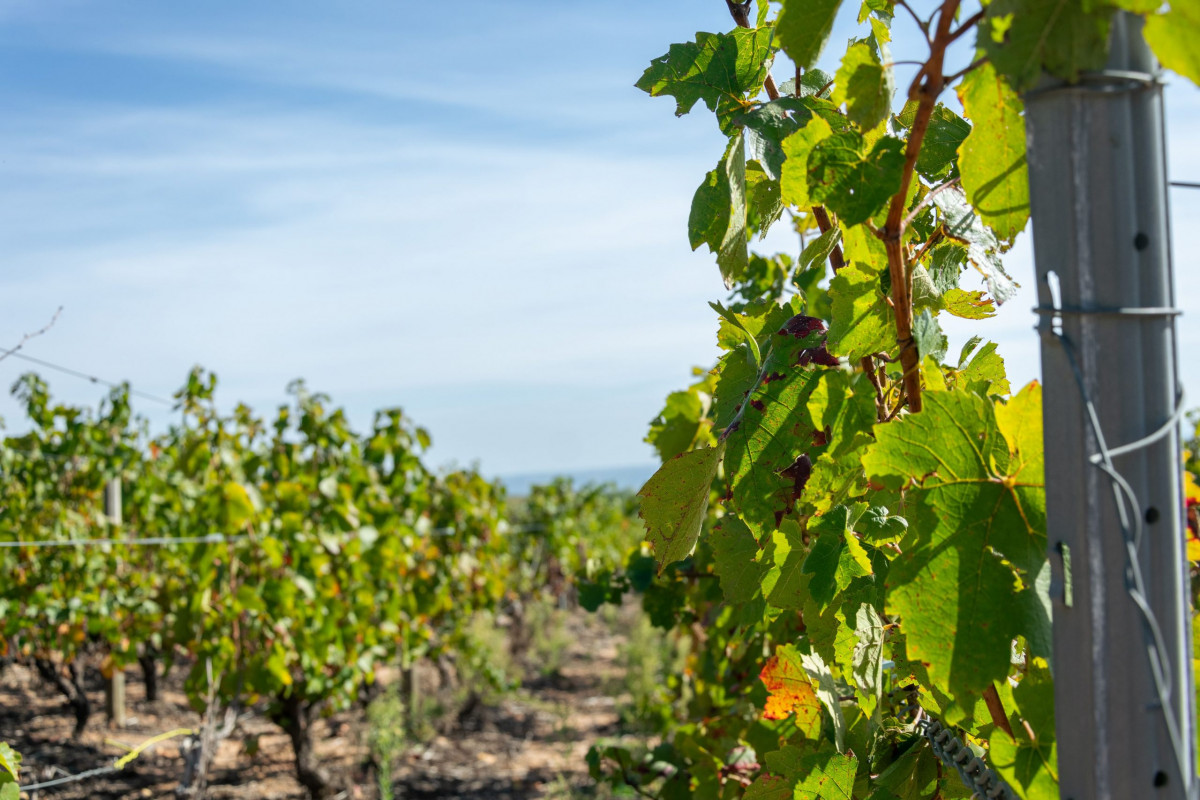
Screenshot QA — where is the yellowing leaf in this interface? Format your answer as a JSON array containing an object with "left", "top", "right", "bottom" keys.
[
  {"left": 638, "top": 443, "right": 725, "bottom": 571},
  {"left": 760, "top": 644, "right": 823, "bottom": 728},
  {"left": 943, "top": 288, "right": 996, "bottom": 319},
  {"left": 1146, "top": 4, "right": 1200, "bottom": 86},
  {"left": 832, "top": 40, "right": 892, "bottom": 131},
  {"left": 957, "top": 62, "right": 1030, "bottom": 245},
  {"left": 222, "top": 482, "right": 256, "bottom": 529}
]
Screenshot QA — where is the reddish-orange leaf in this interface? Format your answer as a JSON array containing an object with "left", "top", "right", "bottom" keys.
[{"left": 760, "top": 644, "right": 821, "bottom": 725}]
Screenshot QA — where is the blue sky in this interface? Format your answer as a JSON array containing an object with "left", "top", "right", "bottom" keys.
[{"left": 0, "top": 1, "right": 1197, "bottom": 478}]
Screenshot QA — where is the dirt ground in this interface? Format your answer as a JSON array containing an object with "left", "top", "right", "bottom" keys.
[{"left": 2, "top": 606, "right": 642, "bottom": 799}]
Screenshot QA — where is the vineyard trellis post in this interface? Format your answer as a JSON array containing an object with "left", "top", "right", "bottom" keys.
[
  {"left": 1025, "top": 12, "right": 1195, "bottom": 799},
  {"left": 103, "top": 477, "right": 127, "bottom": 728}
]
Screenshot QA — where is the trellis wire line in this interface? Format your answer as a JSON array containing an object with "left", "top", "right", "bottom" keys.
[
  {"left": 1038, "top": 302, "right": 1193, "bottom": 790},
  {"left": 18, "top": 727, "right": 195, "bottom": 792},
  {"left": 0, "top": 347, "right": 173, "bottom": 406},
  {"left": 0, "top": 533, "right": 248, "bottom": 549},
  {"left": 1171, "top": 181, "right": 1200, "bottom": 189},
  {"left": 0, "top": 523, "right": 545, "bottom": 549}
]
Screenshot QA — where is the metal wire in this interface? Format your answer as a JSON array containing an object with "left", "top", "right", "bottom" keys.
[
  {"left": 19, "top": 764, "right": 119, "bottom": 793},
  {"left": 0, "top": 346, "right": 173, "bottom": 406},
  {"left": 1038, "top": 304, "right": 1194, "bottom": 794},
  {"left": 0, "top": 523, "right": 544, "bottom": 549},
  {"left": 0, "top": 533, "right": 243, "bottom": 549},
  {"left": 18, "top": 727, "right": 195, "bottom": 792}
]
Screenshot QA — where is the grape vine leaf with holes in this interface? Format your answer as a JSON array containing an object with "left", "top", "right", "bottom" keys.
[{"left": 635, "top": 27, "right": 775, "bottom": 132}]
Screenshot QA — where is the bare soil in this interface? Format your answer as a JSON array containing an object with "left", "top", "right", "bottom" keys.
[{"left": 2, "top": 607, "right": 637, "bottom": 799}]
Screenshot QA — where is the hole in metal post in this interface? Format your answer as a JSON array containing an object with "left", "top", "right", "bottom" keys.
[
  {"left": 1146, "top": 507, "right": 1160, "bottom": 524},
  {"left": 1154, "top": 770, "right": 1168, "bottom": 787},
  {"left": 1134, "top": 232, "right": 1150, "bottom": 251},
  {"left": 1044, "top": 271, "right": 1063, "bottom": 334},
  {"left": 1052, "top": 541, "right": 1073, "bottom": 607}
]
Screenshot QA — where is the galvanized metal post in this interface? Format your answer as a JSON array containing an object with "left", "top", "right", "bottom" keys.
[
  {"left": 1025, "top": 12, "right": 1195, "bottom": 800},
  {"left": 103, "top": 477, "right": 127, "bottom": 728}
]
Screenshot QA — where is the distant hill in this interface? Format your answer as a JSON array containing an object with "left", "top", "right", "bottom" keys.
[{"left": 496, "top": 463, "right": 657, "bottom": 497}]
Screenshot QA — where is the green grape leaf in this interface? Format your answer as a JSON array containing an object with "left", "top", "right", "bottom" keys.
[
  {"left": 916, "top": 105, "right": 970, "bottom": 181},
  {"left": 725, "top": 329, "right": 828, "bottom": 539},
  {"left": 910, "top": 264, "right": 941, "bottom": 312},
  {"left": 803, "top": 506, "right": 873, "bottom": 607},
  {"left": 635, "top": 28, "right": 775, "bottom": 131},
  {"left": 932, "top": 184, "right": 1018, "bottom": 304},
  {"left": 942, "top": 288, "right": 995, "bottom": 319},
  {"left": 982, "top": 0, "right": 1113, "bottom": 90},
  {"left": 713, "top": 299, "right": 803, "bottom": 429},
  {"left": 841, "top": 219, "right": 888, "bottom": 265},
  {"left": 781, "top": 115, "right": 834, "bottom": 210},
  {"left": 714, "top": 347, "right": 763, "bottom": 432},
  {"left": 0, "top": 743, "right": 19, "bottom": 783},
  {"left": 792, "top": 67, "right": 836, "bottom": 99},
  {"left": 747, "top": 159, "right": 785, "bottom": 238},
  {"left": 870, "top": 743, "right": 943, "bottom": 799},
  {"left": 927, "top": 241, "right": 966, "bottom": 294},
  {"left": 799, "top": 226, "right": 843, "bottom": 274},
  {"left": 647, "top": 389, "right": 708, "bottom": 461},
  {"left": 638, "top": 443, "right": 725, "bottom": 572},
  {"left": 862, "top": 389, "right": 1046, "bottom": 698},
  {"left": 1107, "top": 0, "right": 1161, "bottom": 12},
  {"left": 712, "top": 301, "right": 763, "bottom": 365},
  {"left": 989, "top": 661, "right": 1058, "bottom": 799},
  {"left": 740, "top": 97, "right": 814, "bottom": 180},
  {"left": 764, "top": 745, "right": 809, "bottom": 780},
  {"left": 912, "top": 309, "right": 948, "bottom": 362},
  {"left": 832, "top": 40, "right": 893, "bottom": 131},
  {"left": 690, "top": 132, "right": 748, "bottom": 287},
  {"left": 794, "top": 751, "right": 858, "bottom": 799},
  {"left": 807, "top": 369, "right": 877, "bottom": 462},
  {"left": 996, "top": 381, "right": 1044, "bottom": 492},
  {"left": 850, "top": 603, "right": 885, "bottom": 718},
  {"left": 766, "top": 523, "right": 809, "bottom": 609},
  {"left": 777, "top": 0, "right": 845, "bottom": 70},
  {"left": 802, "top": 649, "right": 848, "bottom": 752},
  {"left": 957, "top": 61, "right": 1030, "bottom": 244},
  {"left": 958, "top": 340, "right": 1010, "bottom": 395},
  {"left": 745, "top": 774, "right": 795, "bottom": 800},
  {"left": 1145, "top": 4, "right": 1200, "bottom": 85},
  {"left": 859, "top": 505, "right": 908, "bottom": 544},
  {"left": 222, "top": 482, "right": 256, "bottom": 528},
  {"left": 808, "top": 132, "right": 905, "bottom": 226},
  {"left": 711, "top": 515, "right": 768, "bottom": 603},
  {"left": 828, "top": 262, "right": 893, "bottom": 360}
]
